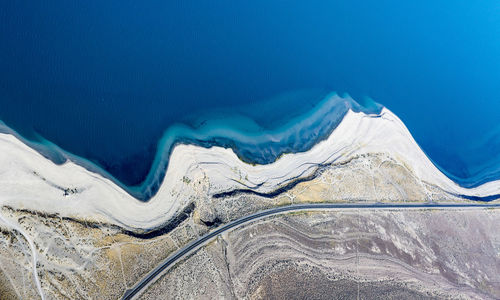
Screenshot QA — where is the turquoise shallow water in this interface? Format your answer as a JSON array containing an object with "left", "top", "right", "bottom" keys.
[
  {"left": 0, "top": 92, "right": 382, "bottom": 200},
  {"left": 0, "top": 1, "right": 499, "bottom": 199}
]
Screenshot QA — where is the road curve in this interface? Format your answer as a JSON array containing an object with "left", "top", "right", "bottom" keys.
[{"left": 122, "top": 202, "right": 500, "bottom": 300}]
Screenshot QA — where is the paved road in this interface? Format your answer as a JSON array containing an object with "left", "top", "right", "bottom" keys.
[{"left": 121, "top": 202, "right": 500, "bottom": 299}]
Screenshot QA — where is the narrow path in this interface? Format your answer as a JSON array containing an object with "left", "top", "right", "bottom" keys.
[{"left": 122, "top": 202, "right": 500, "bottom": 300}]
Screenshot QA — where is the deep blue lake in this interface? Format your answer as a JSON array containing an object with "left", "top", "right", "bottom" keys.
[{"left": 1, "top": 1, "right": 499, "bottom": 196}]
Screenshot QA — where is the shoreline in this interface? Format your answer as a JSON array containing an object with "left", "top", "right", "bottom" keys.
[
  {"left": 0, "top": 93, "right": 497, "bottom": 202},
  {"left": 0, "top": 105, "right": 498, "bottom": 230}
]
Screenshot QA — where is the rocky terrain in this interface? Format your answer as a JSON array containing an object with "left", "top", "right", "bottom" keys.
[
  {"left": 0, "top": 152, "right": 495, "bottom": 299},
  {"left": 141, "top": 209, "right": 500, "bottom": 300}
]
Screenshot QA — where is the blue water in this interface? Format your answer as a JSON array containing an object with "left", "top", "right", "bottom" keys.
[{"left": 1, "top": 1, "right": 499, "bottom": 199}]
